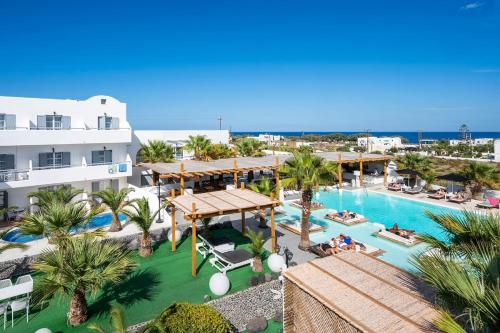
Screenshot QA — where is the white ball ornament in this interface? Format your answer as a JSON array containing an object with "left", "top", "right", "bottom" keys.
[
  {"left": 209, "top": 273, "right": 230, "bottom": 296},
  {"left": 268, "top": 253, "right": 285, "bottom": 273},
  {"left": 35, "top": 329, "right": 53, "bottom": 333},
  {"left": 167, "top": 228, "right": 182, "bottom": 244}
]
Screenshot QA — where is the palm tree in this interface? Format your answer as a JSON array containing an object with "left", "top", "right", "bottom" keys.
[
  {"left": 124, "top": 198, "right": 160, "bottom": 257},
  {"left": 0, "top": 228, "right": 28, "bottom": 254},
  {"left": 184, "top": 135, "right": 211, "bottom": 160},
  {"left": 204, "top": 144, "right": 235, "bottom": 160},
  {"left": 235, "top": 138, "right": 263, "bottom": 157},
  {"left": 28, "top": 186, "right": 84, "bottom": 211},
  {"left": 88, "top": 304, "right": 127, "bottom": 333},
  {"left": 247, "top": 229, "right": 264, "bottom": 272},
  {"left": 460, "top": 161, "right": 499, "bottom": 198},
  {"left": 412, "top": 211, "right": 499, "bottom": 332},
  {"left": 92, "top": 188, "right": 135, "bottom": 232},
  {"left": 201, "top": 217, "right": 212, "bottom": 238},
  {"left": 398, "top": 153, "right": 430, "bottom": 172},
  {"left": 280, "top": 152, "right": 336, "bottom": 250},
  {"left": 19, "top": 202, "right": 101, "bottom": 245},
  {"left": 249, "top": 179, "right": 276, "bottom": 228},
  {"left": 33, "top": 233, "right": 136, "bottom": 326},
  {"left": 138, "top": 140, "right": 175, "bottom": 163}
]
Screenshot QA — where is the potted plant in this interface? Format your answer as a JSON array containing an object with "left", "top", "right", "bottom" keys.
[{"left": 247, "top": 229, "right": 264, "bottom": 272}]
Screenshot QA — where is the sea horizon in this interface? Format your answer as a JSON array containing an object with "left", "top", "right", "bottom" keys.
[{"left": 231, "top": 131, "right": 500, "bottom": 144}]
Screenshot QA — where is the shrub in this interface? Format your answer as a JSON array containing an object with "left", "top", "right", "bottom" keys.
[{"left": 143, "top": 303, "right": 232, "bottom": 333}]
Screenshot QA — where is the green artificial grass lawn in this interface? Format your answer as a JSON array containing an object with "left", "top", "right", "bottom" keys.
[{"left": 5, "top": 227, "right": 271, "bottom": 333}]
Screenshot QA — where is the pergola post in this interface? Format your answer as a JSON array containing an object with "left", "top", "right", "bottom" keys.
[
  {"left": 153, "top": 171, "right": 159, "bottom": 185},
  {"left": 359, "top": 153, "right": 364, "bottom": 187},
  {"left": 383, "top": 160, "right": 388, "bottom": 187},
  {"left": 337, "top": 153, "right": 343, "bottom": 189},
  {"left": 233, "top": 160, "right": 238, "bottom": 188},
  {"left": 241, "top": 211, "right": 246, "bottom": 236},
  {"left": 270, "top": 192, "right": 276, "bottom": 253},
  {"left": 275, "top": 157, "right": 281, "bottom": 199},
  {"left": 170, "top": 189, "right": 176, "bottom": 252},
  {"left": 191, "top": 202, "right": 197, "bottom": 277},
  {"left": 180, "top": 163, "right": 185, "bottom": 195}
]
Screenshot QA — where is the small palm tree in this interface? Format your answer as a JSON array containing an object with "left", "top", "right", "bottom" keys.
[
  {"left": 0, "top": 228, "right": 28, "bottom": 254},
  {"left": 92, "top": 188, "right": 135, "bottom": 232},
  {"left": 184, "top": 135, "right": 211, "bottom": 160},
  {"left": 124, "top": 198, "right": 160, "bottom": 257},
  {"left": 247, "top": 229, "right": 264, "bottom": 272},
  {"left": 398, "top": 153, "right": 430, "bottom": 172},
  {"left": 235, "top": 138, "right": 263, "bottom": 157},
  {"left": 20, "top": 202, "right": 101, "bottom": 245},
  {"left": 33, "top": 233, "right": 136, "bottom": 326},
  {"left": 460, "top": 161, "right": 499, "bottom": 198},
  {"left": 138, "top": 140, "right": 175, "bottom": 163},
  {"left": 280, "top": 152, "right": 336, "bottom": 250},
  {"left": 249, "top": 179, "right": 276, "bottom": 228},
  {"left": 412, "top": 210, "right": 500, "bottom": 332},
  {"left": 88, "top": 304, "right": 127, "bottom": 333},
  {"left": 28, "top": 186, "right": 84, "bottom": 211}
]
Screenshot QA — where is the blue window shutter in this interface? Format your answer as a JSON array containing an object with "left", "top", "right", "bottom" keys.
[
  {"left": 62, "top": 116, "right": 71, "bottom": 129},
  {"left": 5, "top": 115, "right": 16, "bottom": 129},
  {"left": 37, "top": 116, "right": 45, "bottom": 129}
]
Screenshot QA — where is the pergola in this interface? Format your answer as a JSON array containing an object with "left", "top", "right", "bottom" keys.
[
  {"left": 166, "top": 187, "right": 280, "bottom": 277},
  {"left": 140, "top": 152, "right": 392, "bottom": 194}
]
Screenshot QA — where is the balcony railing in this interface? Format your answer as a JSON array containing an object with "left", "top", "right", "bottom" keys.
[{"left": 0, "top": 170, "right": 29, "bottom": 182}]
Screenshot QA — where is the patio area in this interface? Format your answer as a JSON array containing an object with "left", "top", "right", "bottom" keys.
[{"left": 4, "top": 227, "right": 272, "bottom": 333}]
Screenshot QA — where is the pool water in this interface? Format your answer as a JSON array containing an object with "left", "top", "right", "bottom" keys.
[
  {"left": 2, "top": 212, "right": 127, "bottom": 243},
  {"left": 278, "top": 190, "right": 459, "bottom": 271}
]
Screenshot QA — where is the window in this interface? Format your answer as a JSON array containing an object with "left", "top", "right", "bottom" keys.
[
  {"left": 98, "top": 116, "right": 113, "bottom": 130},
  {"left": 0, "top": 154, "right": 15, "bottom": 171},
  {"left": 0, "top": 114, "right": 5, "bottom": 130},
  {"left": 46, "top": 115, "right": 63, "bottom": 130},
  {"left": 91, "top": 150, "right": 112, "bottom": 165},
  {"left": 101, "top": 98, "right": 107, "bottom": 105},
  {"left": 38, "top": 152, "right": 71, "bottom": 169}
]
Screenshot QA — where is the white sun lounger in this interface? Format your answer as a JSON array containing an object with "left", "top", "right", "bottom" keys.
[
  {"left": 209, "top": 249, "right": 254, "bottom": 274},
  {"left": 196, "top": 234, "right": 235, "bottom": 258},
  {"left": 374, "top": 229, "right": 420, "bottom": 247}
]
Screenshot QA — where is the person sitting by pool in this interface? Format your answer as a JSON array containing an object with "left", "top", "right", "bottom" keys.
[
  {"left": 320, "top": 238, "right": 339, "bottom": 255},
  {"left": 338, "top": 234, "right": 356, "bottom": 250},
  {"left": 388, "top": 223, "right": 415, "bottom": 239},
  {"left": 339, "top": 210, "right": 350, "bottom": 220}
]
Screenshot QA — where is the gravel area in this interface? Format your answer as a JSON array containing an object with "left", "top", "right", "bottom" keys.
[{"left": 209, "top": 280, "right": 283, "bottom": 332}]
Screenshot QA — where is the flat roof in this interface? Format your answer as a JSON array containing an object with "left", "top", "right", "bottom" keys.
[
  {"left": 140, "top": 152, "right": 391, "bottom": 178},
  {"left": 167, "top": 188, "right": 279, "bottom": 219},
  {"left": 284, "top": 252, "right": 438, "bottom": 333}
]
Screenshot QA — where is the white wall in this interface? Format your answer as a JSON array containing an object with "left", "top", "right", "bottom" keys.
[{"left": 495, "top": 140, "right": 500, "bottom": 162}]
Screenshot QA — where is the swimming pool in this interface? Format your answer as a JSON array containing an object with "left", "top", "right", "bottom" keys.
[
  {"left": 277, "top": 190, "right": 459, "bottom": 271},
  {"left": 1, "top": 212, "right": 127, "bottom": 243}
]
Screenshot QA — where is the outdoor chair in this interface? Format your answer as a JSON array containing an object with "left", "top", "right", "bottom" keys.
[
  {"left": 0, "top": 302, "right": 7, "bottom": 329},
  {"left": 403, "top": 186, "right": 422, "bottom": 195},
  {"left": 9, "top": 297, "right": 29, "bottom": 327},
  {"left": 209, "top": 249, "right": 254, "bottom": 274},
  {"left": 196, "top": 235, "right": 235, "bottom": 258}
]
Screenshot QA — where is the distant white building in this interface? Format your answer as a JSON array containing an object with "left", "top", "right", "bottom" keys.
[
  {"left": 449, "top": 138, "right": 493, "bottom": 146},
  {"left": 495, "top": 140, "right": 500, "bottom": 162},
  {"left": 251, "top": 134, "right": 284, "bottom": 146},
  {"left": 0, "top": 95, "right": 133, "bottom": 210},
  {"left": 357, "top": 137, "right": 403, "bottom": 152}
]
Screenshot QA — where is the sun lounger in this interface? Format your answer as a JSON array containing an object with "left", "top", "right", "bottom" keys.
[
  {"left": 324, "top": 213, "right": 368, "bottom": 226},
  {"left": 289, "top": 200, "right": 324, "bottom": 210},
  {"left": 427, "top": 192, "right": 445, "bottom": 199},
  {"left": 476, "top": 197, "right": 500, "bottom": 209},
  {"left": 209, "top": 249, "right": 254, "bottom": 274},
  {"left": 278, "top": 219, "right": 325, "bottom": 235},
  {"left": 374, "top": 229, "right": 421, "bottom": 247},
  {"left": 310, "top": 240, "right": 383, "bottom": 257},
  {"left": 196, "top": 235, "right": 235, "bottom": 258},
  {"left": 403, "top": 186, "right": 423, "bottom": 195},
  {"left": 448, "top": 194, "right": 471, "bottom": 203},
  {"left": 387, "top": 184, "right": 402, "bottom": 191}
]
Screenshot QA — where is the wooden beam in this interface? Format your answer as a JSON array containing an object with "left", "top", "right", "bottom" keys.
[
  {"left": 241, "top": 211, "right": 246, "bottom": 236},
  {"left": 233, "top": 160, "right": 238, "bottom": 187},
  {"left": 180, "top": 163, "right": 185, "bottom": 195},
  {"left": 337, "top": 153, "right": 343, "bottom": 189},
  {"left": 270, "top": 192, "right": 276, "bottom": 253},
  {"left": 359, "top": 152, "right": 364, "bottom": 187},
  {"left": 171, "top": 189, "right": 176, "bottom": 252},
  {"left": 384, "top": 160, "right": 388, "bottom": 187},
  {"left": 191, "top": 202, "right": 197, "bottom": 277}
]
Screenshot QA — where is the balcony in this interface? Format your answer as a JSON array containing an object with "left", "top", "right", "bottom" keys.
[
  {"left": 0, "top": 128, "right": 132, "bottom": 147},
  {"left": 0, "top": 161, "right": 132, "bottom": 190}
]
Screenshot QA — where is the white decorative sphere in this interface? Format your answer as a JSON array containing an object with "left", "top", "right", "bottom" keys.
[
  {"left": 35, "top": 329, "right": 52, "bottom": 333},
  {"left": 209, "top": 273, "right": 230, "bottom": 296},
  {"left": 168, "top": 228, "right": 182, "bottom": 244},
  {"left": 268, "top": 253, "right": 286, "bottom": 273}
]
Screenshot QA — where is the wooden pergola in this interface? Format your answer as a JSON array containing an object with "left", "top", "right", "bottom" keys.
[{"left": 166, "top": 187, "right": 280, "bottom": 277}]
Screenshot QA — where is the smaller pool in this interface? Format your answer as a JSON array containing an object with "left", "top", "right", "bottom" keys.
[{"left": 1, "top": 212, "right": 127, "bottom": 243}]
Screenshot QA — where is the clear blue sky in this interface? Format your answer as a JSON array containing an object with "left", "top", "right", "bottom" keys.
[{"left": 1, "top": 0, "right": 499, "bottom": 131}]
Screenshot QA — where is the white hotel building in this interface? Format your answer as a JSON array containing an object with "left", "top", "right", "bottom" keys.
[
  {"left": 0, "top": 95, "right": 133, "bottom": 210},
  {"left": 0, "top": 95, "right": 229, "bottom": 212}
]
